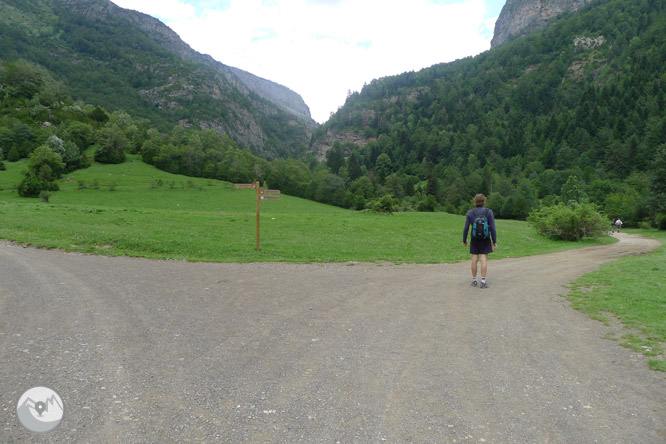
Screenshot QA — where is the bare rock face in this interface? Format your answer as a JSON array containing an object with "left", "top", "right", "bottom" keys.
[
  {"left": 228, "top": 67, "right": 312, "bottom": 120},
  {"left": 491, "top": 0, "right": 591, "bottom": 48}
]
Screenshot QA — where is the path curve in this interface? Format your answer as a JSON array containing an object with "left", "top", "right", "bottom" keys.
[{"left": 1, "top": 233, "right": 664, "bottom": 443}]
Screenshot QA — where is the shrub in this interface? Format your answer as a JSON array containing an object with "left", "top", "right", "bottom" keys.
[
  {"left": 656, "top": 213, "right": 666, "bottom": 230},
  {"left": 604, "top": 189, "right": 643, "bottom": 226},
  {"left": 527, "top": 203, "right": 608, "bottom": 241},
  {"left": 28, "top": 146, "right": 65, "bottom": 179},
  {"left": 416, "top": 195, "right": 437, "bottom": 212},
  {"left": 39, "top": 190, "right": 51, "bottom": 202},
  {"left": 94, "top": 126, "right": 128, "bottom": 164},
  {"left": 638, "top": 221, "right": 652, "bottom": 230},
  {"left": 17, "top": 174, "right": 50, "bottom": 197},
  {"left": 7, "top": 146, "right": 21, "bottom": 162},
  {"left": 90, "top": 106, "right": 109, "bottom": 123},
  {"left": 349, "top": 192, "right": 365, "bottom": 211},
  {"left": 369, "top": 195, "right": 395, "bottom": 214},
  {"left": 16, "top": 146, "right": 65, "bottom": 198},
  {"left": 0, "top": 160, "right": 5, "bottom": 171}
]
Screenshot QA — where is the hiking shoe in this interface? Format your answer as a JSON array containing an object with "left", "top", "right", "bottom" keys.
[
  {"left": 471, "top": 280, "right": 478, "bottom": 287},
  {"left": 480, "top": 281, "right": 488, "bottom": 289}
]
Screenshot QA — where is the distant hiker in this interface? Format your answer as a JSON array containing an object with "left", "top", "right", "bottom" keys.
[
  {"left": 463, "top": 194, "right": 497, "bottom": 289},
  {"left": 615, "top": 218, "right": 623, "bottom": 233},
  {"left": 611, "top": 218, "right": 616, "bottom": 233}
]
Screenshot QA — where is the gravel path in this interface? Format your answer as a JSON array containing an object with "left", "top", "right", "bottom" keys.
[{"left": 1, "top": 233, "right": 664, "bottom": 443}]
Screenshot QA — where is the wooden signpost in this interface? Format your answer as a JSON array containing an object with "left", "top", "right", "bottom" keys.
[{"left": 234, "top": 182, "right": 280, "bottom": 250}]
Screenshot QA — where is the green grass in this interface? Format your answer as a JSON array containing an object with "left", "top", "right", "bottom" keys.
[
  {"left": 0, "top": 156, "right": 613, "bottom": 263},
  {"left": 567, "top": 229, "right": 666, "bottom": 371}
]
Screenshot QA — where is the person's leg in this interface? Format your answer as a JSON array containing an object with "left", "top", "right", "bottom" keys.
[
  {"left": 470, "top": 254, "right": 479, "bottom": 286},
  {"left": 480, "top": 254, "right": 488, "bottom": 279},
  {"left": 479, "top": 254, "right": 489, "bottom": 288}
]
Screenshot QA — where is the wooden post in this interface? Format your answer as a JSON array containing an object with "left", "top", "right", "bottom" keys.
[
  {"left": 255, "top": 181, "right": 260, "bottom": 251},
  {"left": 235, "top": 182, "right": 279, "bottom": 252}
]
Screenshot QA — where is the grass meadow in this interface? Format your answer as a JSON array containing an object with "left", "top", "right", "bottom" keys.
[
  {"left": 0, "top": 155, "right": 612, "bottom": 263},
  {"left": 567, "top": 229, "right": 666, "bottom": 371},
  {"left": 1, "top": 156, "right": 663, "bottom": 370}
]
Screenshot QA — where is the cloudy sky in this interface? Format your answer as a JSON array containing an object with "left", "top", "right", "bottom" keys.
[{"left": 109, "top": 0, "right": 506, "bottom": 123}]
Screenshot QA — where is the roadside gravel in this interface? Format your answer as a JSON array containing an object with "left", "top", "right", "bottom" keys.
[{"left": 1, "top": 233, "right": 664, "bottom": 443}]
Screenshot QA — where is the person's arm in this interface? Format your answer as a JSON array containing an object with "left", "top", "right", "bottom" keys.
[
  {"left": 462, "top": 212, "right": 471, "bottom": 246},
  {"left": 488, "top": 209, "right": 498, "bottom": 246}
]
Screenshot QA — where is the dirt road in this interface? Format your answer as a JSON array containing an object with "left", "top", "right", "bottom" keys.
[{"left": 1, "top": 233, "right": 664, "bottom": 443}]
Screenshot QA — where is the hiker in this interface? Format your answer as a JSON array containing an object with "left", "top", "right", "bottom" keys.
[
  {"left": 615, "top": 218, "right": 623, "bottom": 233},
  {"left": 463, "top": 194, "right": 497, "bottom": 289},
  {"left": 611, "top": 218, "right": 616, "bottom": 233}
]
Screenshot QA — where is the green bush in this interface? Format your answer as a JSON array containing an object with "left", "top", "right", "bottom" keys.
[
  {"left": 17, "top": 174, "right": 58, "bottom": 197},
  {"left": 94, "top": 126, "right": 128, "bottom": 164},
  {"left": 656, "top": 214, "right": 666, "bottom": 230},
  {"left": 28, "top": 146, "right": 65, "bottom": 179},
  {"left": 369, "top": 195, "right": 395, "bottom": 214},
  {"left": 416, "top": 195, "right": 437, "bottom": 212},
  {"left": 527, "top": 203, "right": 608, "bottom": 241},
  {"left": 7, "top": 146, "right": 21, "bottom": 162},
  {"left": 39, "top": 190, "right": 51, "bottom": 202}
]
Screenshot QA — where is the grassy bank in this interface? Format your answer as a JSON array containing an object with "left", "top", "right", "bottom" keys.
[
  {"left": 567, "top": 230, "right": 666, "bottom": 371},
  {"left": 0, "top": 156, "right": 612, "bottom": 263}
]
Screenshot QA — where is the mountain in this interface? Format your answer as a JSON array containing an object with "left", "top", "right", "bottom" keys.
[
  {"left": 306, "top": 0, "right": 666, "bottom": 222},
  {"left": 0, "top": 0, "right": 317, "bottom": 158},
  {"left": 491, "top": 0, "right": 591, "bottom": 48}
]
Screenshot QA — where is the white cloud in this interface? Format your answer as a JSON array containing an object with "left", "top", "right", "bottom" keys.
[{"left": 111, "top": 0, "right": 498, "bottom": 123}]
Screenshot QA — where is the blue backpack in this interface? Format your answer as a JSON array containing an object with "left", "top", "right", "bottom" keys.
[{"left": 472, "top": 208, "right": 489, "bottom": 240}]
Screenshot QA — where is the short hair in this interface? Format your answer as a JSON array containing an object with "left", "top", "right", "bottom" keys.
[{"left": 474, "top": 194, "right": 486, "bottom": 207}]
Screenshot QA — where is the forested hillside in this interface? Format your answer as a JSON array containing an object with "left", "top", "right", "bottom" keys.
[
  {"left": 308, "top": 0, "right": 666, "bottom": 227},
  {"left": 0, "top": 0, "right": 315, "bottom": 159}
]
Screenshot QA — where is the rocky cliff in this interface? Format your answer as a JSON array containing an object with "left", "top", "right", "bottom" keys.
[
  {"left": 227, "top": 67, "right": 311, "bottom": 120},
  {"left": 491, "top": 0, "right": 591, "bottom": 48}
]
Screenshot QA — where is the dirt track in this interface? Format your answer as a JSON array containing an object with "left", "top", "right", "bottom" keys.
[{"left": 1, "top": 233, "right": 664, "bottom": 443}]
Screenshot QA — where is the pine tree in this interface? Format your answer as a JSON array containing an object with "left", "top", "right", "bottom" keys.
[{"left": 7, "top": 146, "right": 20, "bottom": 162}]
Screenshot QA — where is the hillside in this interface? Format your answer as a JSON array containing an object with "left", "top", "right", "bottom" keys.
[
  {"left": 0, "top": 0, "right": 317, "bottom": 158},
  {"left": 307, "top": 0, "right": 666, "bottom": 226}
]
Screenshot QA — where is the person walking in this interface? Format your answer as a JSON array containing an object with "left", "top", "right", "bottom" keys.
[
  {"left": 463, "top": 194, "right": 497, "bottom": 289},
  {"left": 615, "top": 218, "right": 623, "bottom": 233},
  {"left": 611, "top": 218, "right": 616, "bottom": 234}
]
